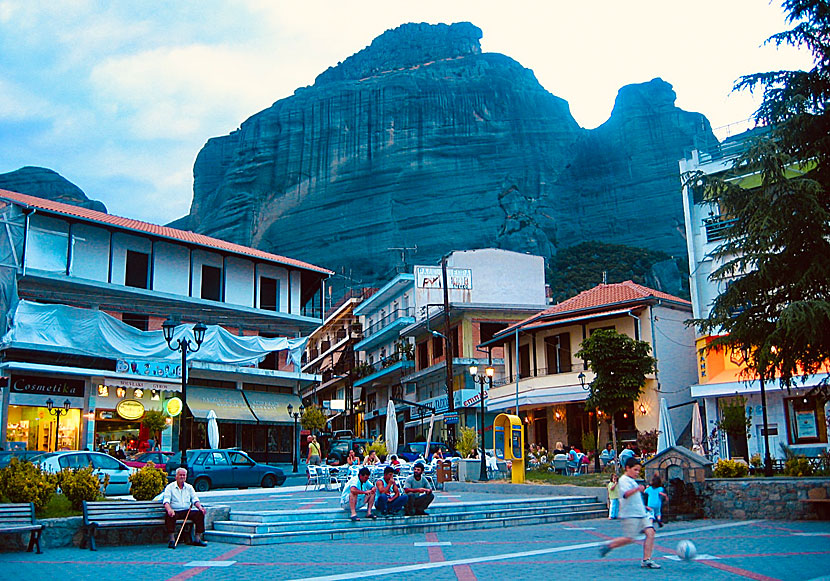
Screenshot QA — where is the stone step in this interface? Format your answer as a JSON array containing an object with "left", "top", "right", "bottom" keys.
[
  {"left": 213, "top": 501, "right": 607, "bottom": 534},
  {"left": 227, "top": 495, "right": 598, "bottom": 523},
  {"left": 204, "top": 507, "right": 607, "bottom": 545}
]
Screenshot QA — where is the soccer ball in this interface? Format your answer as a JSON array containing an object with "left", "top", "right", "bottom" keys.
[{"left": 676, "top": 539, "right": 697, "bottom": 561}]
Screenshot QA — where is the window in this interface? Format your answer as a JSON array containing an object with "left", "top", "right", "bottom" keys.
[
  {"left": 229, "top": 452, "right": 254, "bottom": 466},
  {"left": 544, "top": 333, "right": 572, "bottom": 374},
  {"left": 260, "top": 277, "right": 279, "bottom": 311},
  {"left": 416, "top": 341, "right": 429, "bottom": 370},
  {"left": 518, "top": 344, "right": 531, "bottom": 378},
  {"left": 125, "top": 250, "right": 149, "bottom": 289},
  {"left": 122, "top": 313, "right": 149, "bottom": 331},
  {"left": 432, "top": 334, "right": 444, "bottom": 358},
  {"left": 204, "top": 452, "right": 228, "bottom": 465},
  {"left": 92, "top": 454, "right": 124, "bottom": 470},
  {"left": 479, "top": 322, "right": 508, "bottom": 345},
  {"left": 785, "top": 396, "right": 827, "bottom": 444},
  {"left": 451, "top": 326, "right": 460, "bottom": 358},
  {"left": 201, "top": 265, "right": 222, "bottom": 301}
]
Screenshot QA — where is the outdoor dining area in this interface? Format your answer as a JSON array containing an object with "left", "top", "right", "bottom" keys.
[{"left": 304, "top": 461, "right": 444, "bottom": 492}]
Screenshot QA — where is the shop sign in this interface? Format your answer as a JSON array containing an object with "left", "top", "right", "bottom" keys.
[
  {"left": 414, "top": 266, "right": 472, "bottom": 289},
  {"left": 463, "top": 390, "right": 488, "bottom": 407},
  {"left": 444, "top": 411, "right": 459, "bottom": 425},
  {"left": 11, "top": 375, "right": 84, "bottom": 397},
  {"left": 166, "top": 397, "right": 183, "bottom": 417},
  {"left": 116, "top": 359, "right": 181, "bottom": 379},
  {"left": 116, "top": 399, "right": 145, "bottom": 420}
]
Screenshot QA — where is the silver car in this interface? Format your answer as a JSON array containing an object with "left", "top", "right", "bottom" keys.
[{"left": 37, "top": 451, "right": 135, "bottom": 496}]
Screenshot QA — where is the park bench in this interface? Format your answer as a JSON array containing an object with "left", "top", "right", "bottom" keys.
[
  {"left": 81, "top": 500, "right": 195, "bottom": 551},
  {"left": 801, "top": 487, "right": 830, "bottom": 520},
  {"left": 0, "top": 502, "right": 44, "bottom": 553}
]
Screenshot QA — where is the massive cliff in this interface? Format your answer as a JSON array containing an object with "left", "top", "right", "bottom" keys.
[
  {"left": 0, "top": 166, "right": 107, "bottom": 212},
  {"left": 173, "top": 22, "right": 718, "bottom": 289}
]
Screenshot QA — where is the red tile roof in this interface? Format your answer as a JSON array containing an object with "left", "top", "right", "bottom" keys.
[{"left": 0, "top": 189, "right": 333, "bottom": 275}]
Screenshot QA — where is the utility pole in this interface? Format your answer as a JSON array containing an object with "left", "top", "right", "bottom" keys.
[{"left": 441, "top": 254, "right": 456, "bottom": 451}]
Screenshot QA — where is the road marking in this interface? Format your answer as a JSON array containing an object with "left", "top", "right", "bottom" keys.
[
  {"left": 286, "top": 520, "right": 761, "bottom": 581},
  {"left": 563, "top": 527, "right": 596, "bottom": 530},
  {"left": 184, "top": 561, "right": 236, "bottom": 567},
  {"left": 665, "top": 554, "right": 720, "bottom": 561},
  {"left": 792, "top": 532, "right": 830, "bottom": 537},
  {"left": 415, "top": 542, "right": 452, "bottom": 546}
]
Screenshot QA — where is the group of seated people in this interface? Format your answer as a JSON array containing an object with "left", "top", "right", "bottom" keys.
[
  {"left": 526, "top": 441, "right": 638, "bottom": 472},
  {"left": 340, "top": 462, "right": 434, "bottom": 521}
]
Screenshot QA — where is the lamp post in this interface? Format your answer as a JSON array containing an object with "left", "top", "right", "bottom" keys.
[
  {"left": 46, "top": 398, "right": 71, "bottom": 452},
  {"left": 470, "top": 365, "right": 494, "bottom": 481},
  {"left": 162, "top": 318, "right": 207, "bottom": 470},
  {"left": 578, "top": 372, "right": 602, "bottom": 473},
  {"left": 287, "top": 403, "right": 304, "bottom": 473}
]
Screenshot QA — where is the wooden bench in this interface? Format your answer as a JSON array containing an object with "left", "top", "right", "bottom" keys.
[
  {"left": 81, "top": 500, "right": 195, "bottom": 551},
  {"left": 801, "top": 488, "right": 830, "bottom": 520},
  {"left": 0, "top": 502, "right": 44, "bottom": 553}
]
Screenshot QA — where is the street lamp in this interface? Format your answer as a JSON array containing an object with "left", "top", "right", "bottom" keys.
[
  {"left": 578, "top": 372, "right": 602, "bottom": 472},
  {"left": 470, "top": 365, "right": 494, "bottom": 481},
  {"left": 46, "top": 398, "right": 71, "bottom": 452},
  {"left": 162, "top": 318, "right": 207, "bottom": 469},
  {"left": 287, "top": 403, "right": 305, "bottom": 473}
]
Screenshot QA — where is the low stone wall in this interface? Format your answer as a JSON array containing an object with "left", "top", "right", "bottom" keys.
[
  {"left": 0, "top": 505, "right": 230, "bottom": 552},
  {"left": 445, "top": 481, "right": 607, "bottom": 504},
  {"left": 702, "top": 477, "right": 830, "bottom": 520}
]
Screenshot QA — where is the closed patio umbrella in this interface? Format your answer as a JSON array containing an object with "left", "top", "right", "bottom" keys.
[
  {"left": 691, "top": 401, "right": 704, "bottom": 455},
  {"left": 657, "top": 398, "right": 676, "bottom": 453},
  {"left": 207, "top": 409, "right": 219, "bottom": 449},
  {"left": 385, "top": 398, "right": 398, "bottom": 458}
]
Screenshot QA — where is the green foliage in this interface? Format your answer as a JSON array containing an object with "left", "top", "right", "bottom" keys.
[
  {"left": 37, "top": 493, "right": 80, "bottom": 518},
  {"left": 750, "top": 453, "right": 763, "bottom": 468},
  {"left": 713, "top": 458, "right": 749, "bottom": 478},
  {"left": 581, "top": 431, "right": 597, "bottom": 455},
  {"left": 57, "top": 466, "right": 109, "bottom": 509},
  {"left": 300, "top": 405, "right": 327, "bottom": 432},
  {"left": 141, "top": 410, "right": 169, "bottom": 441},
  {"left": 366, "top": 435, "right": 387, "bottom": 457},
  {"left": 637, "top": 429, "right": 659, "bottom": 454},
  {"left": 577, "top": 330, "right": 657, "bottom": 416},
  {"left": 547, "top": 241, "right": 689, "bottom": 304},
  {"left": 129, "top": 462, "right": 167, "bottom": 500},
  {"left": 783, "top": 455, "right": 814, "bottom": 477},
  {"left": 689, "top": 1, "right": 830, "bottom": 390},
  {"left": 457, "top": 426, "right": 479, "bottom": 459},
  {"left": 717, "top": 396, "right": 752, "bottom": 438},
  {"left": 0, "top": 458, "right": 57, "bottom": 511}
]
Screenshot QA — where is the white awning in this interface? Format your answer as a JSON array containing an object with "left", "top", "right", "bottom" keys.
[
  {"left": 690, "top": 373, "right": 830, "bottom": 398},
  {"left": 487, "top": 385, "right": 589, "bottom": 412}
]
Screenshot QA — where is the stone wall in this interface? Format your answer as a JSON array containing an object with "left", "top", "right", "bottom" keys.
[{"left": 703, "top": 478, "right": 830, "bottom": 520}]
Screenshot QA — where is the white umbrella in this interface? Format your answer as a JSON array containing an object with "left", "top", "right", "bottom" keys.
[
  {"left": 207, "top": 409, "right": 219, "bottom": 449},
  {"left": 385, "top": 399, "right": 398, "bottom": 458},
  {"left": 657, "top": 397, "right": 676, "bottom": 453},
  {"left": 424, "top": 413, "right": 436, "bottom": 462},
  {"left": 691, "top": 401, "right": 704, "bottom": 455}
]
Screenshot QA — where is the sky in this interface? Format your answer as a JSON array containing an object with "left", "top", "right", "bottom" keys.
[{"left": 0, "top": 1, "right": 814, "bottom": 225}]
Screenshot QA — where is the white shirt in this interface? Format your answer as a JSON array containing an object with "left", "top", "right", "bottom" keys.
[
  {"left": 340, "top": 475, "right": 373, "bottom": 505},
  {"left": 162, "top": 481, "right": 201, "bottom": 511},
  {"left": 617, "top": 474, "right": 647, "bottom": 518}
]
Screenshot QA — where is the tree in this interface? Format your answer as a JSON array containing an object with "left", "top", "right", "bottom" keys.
[
  {"left": 300, "top": 405, "right": 327, "bottom": 432},
  {"left": 141, "top": 410, "right": 169, "bottom": 446},
  {"left": 576, "top": 329, "right": 657, "bottom": 469},
  {"left": 689, "top": 1, "right": 830, "bottom": 475}
]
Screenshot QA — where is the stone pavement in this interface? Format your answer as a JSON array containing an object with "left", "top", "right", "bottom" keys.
[{"left": 2, "top": 485, "right": 829, "bottom": 580}]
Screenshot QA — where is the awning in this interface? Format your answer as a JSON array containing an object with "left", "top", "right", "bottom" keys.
[
  {"left": 243, "top": 390, "right": 301, "bottom": 424},
  {"left": 487, "top": 384, "right": 588, "bottom": 412},
  {"left": 186, "top": 386, "right": 257, "bottom": 423},
  {"left": 690, "top": 373, "right": 830, "bottom": 398}
]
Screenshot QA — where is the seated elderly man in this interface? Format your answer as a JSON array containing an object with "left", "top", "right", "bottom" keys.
[
  {"left": 340, "top": 466, "right": 377, "bottom": 521},
  {"left": 162, "top": 467, "right": 207, "bottom": 548}
]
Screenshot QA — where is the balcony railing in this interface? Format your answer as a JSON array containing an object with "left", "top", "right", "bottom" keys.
[
  {"left": 354, "top": 352, "right": 414, "bottom": 380},
  {"left": 362, "top": 307, "right": 415, "bottom": 338},
  {"left": 493, "top": 361, "right": 588, "bottom": 386},
  {"left": 704, "top": 216, "right": 738, "bottom": 242}
]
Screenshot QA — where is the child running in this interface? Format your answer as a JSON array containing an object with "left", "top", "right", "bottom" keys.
[
  {"left": 644, "top": 474, "right": 668, "bottom": 527},
  {"left": 607, "top": 473, "right": 620, "bottom": 519},
  {"left": 599, "top": 457, "right": 661, "bottom": 569}
]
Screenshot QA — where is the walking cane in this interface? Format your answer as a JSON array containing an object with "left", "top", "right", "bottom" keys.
[{"left": 174, "top": 504, "right": 193, "bottom": 548}]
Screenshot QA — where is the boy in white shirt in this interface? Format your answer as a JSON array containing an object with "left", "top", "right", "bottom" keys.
[{"left": 599, "top": 457, "right": 661, "bottom": 569}]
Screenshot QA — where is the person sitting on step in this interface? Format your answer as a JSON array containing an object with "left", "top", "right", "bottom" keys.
[
  {"left": 375, "top": 466, "right": 407, "bottom": 516},
  {"left": 404, "top": 462, "right": 434, "bottom": 516},
  {"left": 340, "top": 466, "right": 377, "bottom": 521}
]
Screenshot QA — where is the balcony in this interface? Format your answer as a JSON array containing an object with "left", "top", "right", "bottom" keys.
[
  {"left": 354, "top": 307, "right": 415, "bottom": 352},
  {"left": 704, "top": 216, "right": 738, "bottom": 242},
  {"left": 354, "top": 353, "right": 415, "bottom": 387}
]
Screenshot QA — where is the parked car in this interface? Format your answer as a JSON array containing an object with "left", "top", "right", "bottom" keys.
[
  {"left": 326, "top": 438, "right": 372, "bottom": 466},
  {"left": 396, "top": 442, "right": 455, "bottom": 463},
  {"left": 123, "top": 451, "right": 175, "bottom": 469},
  {"left": 164, "top": 449, "right": 285, "bottom": 492},
  {"left": 36, "top": 451, "right": 135, "bottom": 496},
  {"left": 0, "top": 450, "right": 45, "bottom": 467}
]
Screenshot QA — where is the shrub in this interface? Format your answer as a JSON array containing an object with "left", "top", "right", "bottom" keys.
[
  {"left": 129, "top": 462, "right": 167, "bottom": 500},
  {"left": 783, "top": 456, "right": 814, "bottom": 477},
  {"left": 749, "top": 453, "right": 763, "bottom": 469},
  {"left": 366, "top": 435, "right": 387, "bottom": 458},
  {"left": 0, "top": 457, "right": 57, "bottom": 511},
  {"left": 457, "top": 426, "right": 478, "bottom": 459},
  {"left": 637, "top": 429, "right": 658, "bottom": 455},
  {"left": 57, "top": 466, "right": 109, "bottom": 509},
  {"left": 713, "top": 458, "right": 749, "bottom": 478}
]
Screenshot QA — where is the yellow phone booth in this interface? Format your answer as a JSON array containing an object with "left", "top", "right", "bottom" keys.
[{"left": 493, "top": 413, "right": 525, "bottom": 483}]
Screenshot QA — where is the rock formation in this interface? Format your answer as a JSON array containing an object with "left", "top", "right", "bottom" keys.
[{"left": 0, "top": 166, "right": 107, "bottom": 213}]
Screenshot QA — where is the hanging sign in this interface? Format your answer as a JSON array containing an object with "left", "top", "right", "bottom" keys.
[
  {"left": 166, "top": 397, "right": 183, "bottom": 417},
  {"left": 116, "top": 399, "right": 145, "bottom": 420}
]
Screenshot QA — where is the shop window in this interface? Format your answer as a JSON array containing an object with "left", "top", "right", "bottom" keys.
[
  {"left": 201, "top": 265, "right": 222, "bottom": 301},
  {"left": 544, "top": 333, "right": 572, "bottom": 374},
  {"left": 125, "top": 250, "right": 149, "bottom": 289},
  {"left": 260, "top": 277, "right": 279, "bottom": 311},
  {"left": 122, "top": 313, "right": 149, "bottom": 331},
  {"left": 785, "top": 396, "right": 827, "bottom": 444}
]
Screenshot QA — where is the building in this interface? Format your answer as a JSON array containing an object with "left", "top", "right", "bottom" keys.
[
  {"left": 484, "top": 281, "right": 697, "bottom": 453},
  {"left": 0, "top": 189, "right": 331, "bottom": 462},
  {"left": 680, "top": 134, "right": 830, "bottom": 460}
]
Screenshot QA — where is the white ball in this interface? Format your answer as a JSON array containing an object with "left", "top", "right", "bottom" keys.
[{"left": 676, "top": 539, "right": 697, "bottom": 561}]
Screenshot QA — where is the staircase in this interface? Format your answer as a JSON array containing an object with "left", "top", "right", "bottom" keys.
[{"left": 205, "top": 495, "right": 606, "bottom": 546}]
